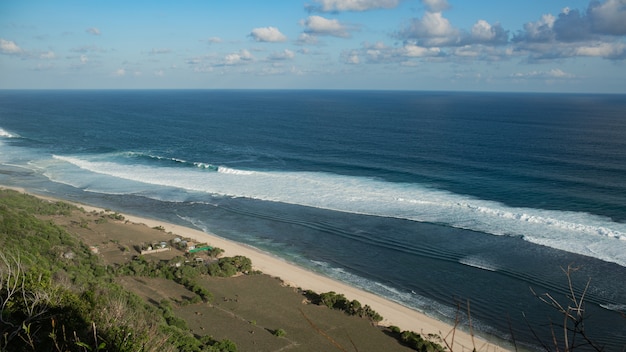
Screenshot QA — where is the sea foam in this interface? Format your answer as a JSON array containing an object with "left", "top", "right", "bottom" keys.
[{"left": 0, "top": 128, "right": 18, "bottom": 138}]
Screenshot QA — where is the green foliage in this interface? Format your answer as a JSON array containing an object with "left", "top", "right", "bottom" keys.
[
  {"left": 107, "top": 212, "right": 125, "bottom": 221},
  {"left": 400, "top": 331, "right": 445, "bottom": 352},
  {"left": 381, "top": 328, "right": 445, "bottom": 352},
  {"left": 208, "top": 247, "right": 225, "bottom": 258},
  {"left": 207, "top": 256, "right": 252, "bottom": 277},
  {"left": 305, "top": 291, "right": 384, "bottom": 323},
  {"left": 272, "top": 328, "right": 287, "bottom": 337},
  {"left": 0, "top": 189, "right": 76, "bottom": 216},
  {"left": 161, "top": 325, "right": 238, "bottom": 352}
]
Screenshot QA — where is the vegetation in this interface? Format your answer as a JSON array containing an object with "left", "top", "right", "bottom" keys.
[
  {"left": 0, "top": 190, "right": 237, "bottom": 352},
  {"left": 272, "top": 328, "right": 286, "bottom": 337},
  {"left": 114, "top": 253, "right": 252, "bottom": 304},
  {"left": 303, "top": 290, "right": 384, "bottom": 323},
  {"left": 387, "top": 328, "right": 444, "bottom": 352}
]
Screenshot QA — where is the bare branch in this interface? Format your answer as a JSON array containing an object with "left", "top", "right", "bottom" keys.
[{"left": 529, "top": 265, "right": 605, "bottom": 352}]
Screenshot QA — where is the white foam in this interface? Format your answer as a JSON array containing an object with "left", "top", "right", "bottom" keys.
[
  {"left": 217, "top": 166, "right": 255, "bottom": 175},
  {"left": 0, "top": 128, "right": 18, "bottom": 138},
  {"left": 459, "top": 256, "right": 499, "bottom": 272},
  {"left": 600, "top": 303, "right": 626, "bottom": 313},
  {"left": 50, "top": 154, "right": 626, "bottom": 267},
  {"left": 194, "top": 162, "right": 218, "bottom": 170}
]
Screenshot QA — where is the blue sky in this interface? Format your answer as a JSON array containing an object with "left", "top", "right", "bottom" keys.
[{"left": 1, "top": 0, "right": 625, "bottom": 92}]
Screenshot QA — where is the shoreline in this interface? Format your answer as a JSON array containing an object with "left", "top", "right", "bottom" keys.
[{"left": 4, "top": 186, "right": 512, "bottom": 351}]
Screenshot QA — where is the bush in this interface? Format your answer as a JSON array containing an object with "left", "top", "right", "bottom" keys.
[
  {"left": 305, "top": 291, "right": 384, "bottom": 323},
  {"left": 207, "top": 256, "right": 252, "bottom": 277},
  {"left": 273, "top": 328, "right": 287, "bottom": 337}
]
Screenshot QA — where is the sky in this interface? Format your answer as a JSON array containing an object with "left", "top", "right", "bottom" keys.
[{"left": 1, "top": 0, "right": 625, "bottom": 92}]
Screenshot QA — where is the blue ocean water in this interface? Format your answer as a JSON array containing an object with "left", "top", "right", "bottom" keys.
[{"left": 1, "top": 90, "right": 625, "bottom": 350}]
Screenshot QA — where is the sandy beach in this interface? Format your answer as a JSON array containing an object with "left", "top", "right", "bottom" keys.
[{"left": 6, "top": 186, "right": 510, "bottom": 351}]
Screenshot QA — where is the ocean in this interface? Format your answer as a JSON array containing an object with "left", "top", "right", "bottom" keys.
[{"left": 1, "top": 90, "right": 625, "bottom": 350}]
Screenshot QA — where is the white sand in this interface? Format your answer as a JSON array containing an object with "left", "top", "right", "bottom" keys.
[{"left": 5, "top": 186, "right": 510, "bottom": 351}]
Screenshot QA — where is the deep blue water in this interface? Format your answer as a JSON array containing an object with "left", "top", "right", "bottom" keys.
[{"left": 1, "top": 90, "right": 625, "bottom": 350}]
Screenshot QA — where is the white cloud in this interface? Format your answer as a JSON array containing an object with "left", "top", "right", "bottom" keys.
[
  {"left": 0, "top": 38, "right": 23, "bottom": 54},
  {"left": 346, "top": 41, "right": 443, "bottom": 64},
  {"left": 574, "top": 42, "right": 626, "bottom": 59},
  {"left": 418, "top": 12, "right": 457, "bottom": 38},
  {"left": 402, "top": 43, "right": 441, "bottom": 57},
  {"left": 451, "top": 44, "right": 512, "bottom": 61},
  {"left": 364, "top": 42, "right": 392, "bottom": 63},
  {"left": 80, "top": 54, "right": 88, "bottom": 64},
  {"left": 114, "top": 68, "right": 126, "bottom": 76},
  {"left": 471, "top": 20, "right": 496, "bottom": 42},
  {"left": 149, "top": 48, "right": 172, "bottom": 55},
  {"left": 588, "top": 0, "right": 626, "bottom": 35},
  {"left": 546, "top": 68, "right": 573, "bottom": 78},
  {"left": 512, "top": 1, "right": 626, "bottom": 61},
  {"left": 468, "top": 20, "right": 508, "bottom": 45},
  {"left": 33, "top": 63, "right": 55, "bottom": 71},
  {"left": 343, "top": 50, "right": 360, "bottom": 64},
  {"left": 70, "top": 45, "right": 106, "bottom": 53},
  {"left": 193, "top": 65, "right": 214, "bottom": 73},
  {"left": 511, "top": 68, "right": 575, "bottom": 79},
  {"left": 301, "top": 15, "right": 354, "bottom": 38},
  {"left": 268, "top": 49, "right": 295, "bottom": 60},
  {"left": 471, "top": 20, "right": 492, "bottom": 41},
  {"left": 86, "top": 27, "right": 101, "bottom": 36},
  {"left": 250, "top": 27, "right": 287, "bottom": 42},
  {"left": 398, "top": 11, "right": 460, "bottom": 46},
  {"left": 39, "top": 51, "right": 56, "bottom": 59},
  {"left": 208, "top": 37, "right": 222, "bottom": 44},
  {"left": 515, "top": 2, "right": 626, "bottom": 43},
  {"left": 297, "top": 33, "right": 319, "bottom": 45},
  {"left": 515, "top": 14, "right": 556, "bottom": 43},
  {"left": 223, "top": 49, "right": 254, "bottom": 65},
  {"left": 311, "top": 0, "right": 402, "bottom": 12}
]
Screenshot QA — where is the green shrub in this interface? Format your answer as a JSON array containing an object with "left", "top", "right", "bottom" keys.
[
  {"left": 273, "top": 328, "right": 287, "bottom": 337},
  {"left": 307, "top": 291, "right": 384, "bottom": 323}
]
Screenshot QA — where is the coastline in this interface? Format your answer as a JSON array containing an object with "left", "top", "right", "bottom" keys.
[{"left": 4, "top": 186, "right": 511, "bottom": 351}]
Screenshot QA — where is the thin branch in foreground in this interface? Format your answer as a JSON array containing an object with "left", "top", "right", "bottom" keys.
[{"left": 528, "top": 264, "right": 605, "bottom": 352}]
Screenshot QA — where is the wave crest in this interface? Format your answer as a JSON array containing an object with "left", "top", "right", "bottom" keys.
[
  {"left": 217, "top": 166, "right": 255, "bottom": 175},
  {"left": 0, "top": 128, "right": 18, "bottom": 138},
  {"left": 459, "top": 256, "right": 499, "bottom": 272},
  {"left": 120, "top": 151, "right": 223, "bottom": 171}
]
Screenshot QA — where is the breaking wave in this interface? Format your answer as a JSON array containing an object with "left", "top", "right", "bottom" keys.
[{"left": 0, "top": 128, "right": 18, "bottom": 138}]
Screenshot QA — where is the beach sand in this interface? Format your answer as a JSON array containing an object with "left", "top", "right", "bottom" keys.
[{"left": 6, "top": 186, "right": 510, "bottom": 351}]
